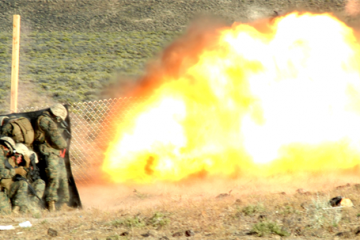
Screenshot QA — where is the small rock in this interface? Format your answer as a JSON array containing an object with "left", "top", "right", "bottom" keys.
[
  {"left": 297, "top": 188, "right": 305, "bottom": 194},
  {"left": 296, "top": 188, "right": 311, "bottom": 195},
  {"left": 330, "top": 196, "right": 343, "bottom": 207},
  {"left": 246, "top": 231, "right": 257, "bottom": 236},
  {"left": 120, "top": 232, "right": 129, "bottom": 236},
  {"left": 354, "top": 227, "right": 360, "bottom": 235},
  {"left": 294, "top": 227, "right": 303, "bottom": 236},
  {"left": 159, "top": 237, "right": 169, "bottom": 240},
  {"left": 300, "top": 202, "right": 309, "bottom": 210},
  {"left": 47, "top": 228, "right": 57, "bottom": 237},
  {"left": 141, "top": 232, "right": 152, "bottom": 237},
  {"left": 335, "top": 231, "right": 352, "bottom": 238},
  {"left": 172, "top": 232, "right": 183, "bottom": 237},
  {"left": 185, "top": 230, "right": 195, "bottom": 237},
  {"left": 258, "top": 214, "right": 266, "bottom": 221},
  {"left": 340, "top": 198, "right": 354, "bottom": 207},
  {"left": 216, "top": 193, "right": 229, "bottom": 199},
  {"left": 234, "top": 199, "right": 242, "bottom": 205}
]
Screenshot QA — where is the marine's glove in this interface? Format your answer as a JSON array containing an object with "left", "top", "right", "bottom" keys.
[{"left": 14, "top": 167, "right": 27, "bottom": 177}]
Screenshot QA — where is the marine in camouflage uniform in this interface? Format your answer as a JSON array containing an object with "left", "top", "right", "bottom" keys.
[
  {"left": 35, "top": 104, "right": 69, "bottom": 212},
  {"left": 27, "top": 150, "right": 46, "bottom": 211},
  {"left": 8, "top": 144, "right": 45, "bottom": 214},
  {"left": 0, "top": 116, "right": 34, "bottom": 149},
  {"left": 10, "top": 178, "right": 45, "bottom": 214},
  {"left": 0, "top": 137, "right": 25, "bottom": 214}
]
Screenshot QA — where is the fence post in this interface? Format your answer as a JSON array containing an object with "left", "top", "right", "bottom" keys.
[{"left": 11, "top": 15, "right": 20, "bottom": 113}]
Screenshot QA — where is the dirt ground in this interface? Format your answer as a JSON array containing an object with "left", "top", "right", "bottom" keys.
[{"left": 0, "top": 174, "right": 360, "bottom": 239}]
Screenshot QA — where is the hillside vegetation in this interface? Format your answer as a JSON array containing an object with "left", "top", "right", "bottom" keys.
[{"left": 0, "top": 0, "right": 352, "bottom": 113}]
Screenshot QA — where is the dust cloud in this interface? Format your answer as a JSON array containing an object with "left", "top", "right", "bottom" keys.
[
  {"left": 346, "top": 0, "right": 360, "bottom": 16},
  {"left": 77, "top": 171, "right": 360, "bottom": 211},
  {"left": 17, "top": 81, "right": 55, "bottom": 110}
]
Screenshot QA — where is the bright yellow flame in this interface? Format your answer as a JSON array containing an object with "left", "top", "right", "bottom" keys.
[{"left": 102, "top": 12, "right": 360, "bottom": 183}]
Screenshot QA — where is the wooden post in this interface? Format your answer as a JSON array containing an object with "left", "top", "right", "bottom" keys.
[{"left": 10, "top": 15, "right": 20, "bottom": 113}]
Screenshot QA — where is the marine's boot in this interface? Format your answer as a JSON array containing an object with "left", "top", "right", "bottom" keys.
[
  {"left": 48, "top": 200, "right": 56, "bottom": 212},
  {"left": 12, "top": 206, "right": 20, "bottom": 215}
]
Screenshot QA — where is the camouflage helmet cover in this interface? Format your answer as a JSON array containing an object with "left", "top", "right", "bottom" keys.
[
  {"left": 0, "top": 136, "right": 16, "bottom": 151},
  {"left": 50, "top": 103, "right": 67, "bottom": 121},
  {"left": 0, "top": 116, "right": 8, "bottom": 126}
]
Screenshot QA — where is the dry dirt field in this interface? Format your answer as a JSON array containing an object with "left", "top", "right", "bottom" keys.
[{"left": 1, "top": 175, "right": 360, "bottom": 240}]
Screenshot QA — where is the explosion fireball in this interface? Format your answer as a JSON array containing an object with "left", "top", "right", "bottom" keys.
[{"left": 102, "top": 12, "right": 360, "bottom": 184}]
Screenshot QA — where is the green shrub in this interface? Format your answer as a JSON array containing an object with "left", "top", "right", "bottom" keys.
[
  {"left": 242, "top": 203, "right": 266, "bottom": 216},
  {"left": 147, "top": 212, "right": 170, "bottom": 227},
  {"left": 306, "top": 195, "right": 342, "bottom": 228},
  {"left": 251, "top": 221, "right": 290, "bottom": 237},
  {"left": 110, "top": 216, "right": 145, "bottom": 228}
]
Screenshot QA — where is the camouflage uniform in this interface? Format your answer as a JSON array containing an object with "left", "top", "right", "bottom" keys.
[
  {"left": 36, "top": 110, "right": 69, "bottom": 209},
  {"left": 0, "top": 145, "right": 14, "bottom": 215},
  {"left": 27, "top": 150, "right": 45, "bottom": 211},
  {"left": 0, "top": 189, "right": 11, "bottom": 215},
  {"left": 12, "top": 178, "right": 46, "bottom": 214},
  {"left": 8, "top": 180, "right": 28, "bottom": 212},
  {"left": 0, "top": 137, "right": 27, "bottom": 214},
  {"left": 9, "top": 144, "right": 46, "bottom": 213},
  {"left": 28, "top": 179, "right": 45, "bottom": 211}
]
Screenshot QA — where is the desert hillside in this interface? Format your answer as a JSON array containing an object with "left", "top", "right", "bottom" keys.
[
  {"left": 0, "top": 0, "right": 354, "bottom": 113},
  {"left": 0, "top": 0, "right": 348, "bottom": 32}
]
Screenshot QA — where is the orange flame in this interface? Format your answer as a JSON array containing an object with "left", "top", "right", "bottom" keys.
[{"left": 102, "top": 12, "right": 360, "bottom": 184}]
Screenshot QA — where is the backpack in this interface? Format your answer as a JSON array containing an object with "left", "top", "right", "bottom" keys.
[{"left": 6, "top": 117, "right": 35, "bottom": 147}]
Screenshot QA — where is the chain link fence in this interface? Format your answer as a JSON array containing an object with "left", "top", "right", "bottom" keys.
[{"left": 18, "top": 97, "right": 137, "bottom": 184}]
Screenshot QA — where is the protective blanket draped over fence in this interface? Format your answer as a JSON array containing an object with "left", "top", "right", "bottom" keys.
[
  {"left": 19, "top": 97, "right": 135, "bottom": 185},
  {"left": 3, "top": 106, "right": 82, "bottom": 208}
]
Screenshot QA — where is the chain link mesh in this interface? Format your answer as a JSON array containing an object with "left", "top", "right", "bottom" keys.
[{"left": 18, "top": 98, "right": 137, "bottom": 184}]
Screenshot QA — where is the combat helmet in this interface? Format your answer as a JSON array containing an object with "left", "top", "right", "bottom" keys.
[
  {"left": 50, "top": 103, "right": 67, "bottom": 121},
  {"left": 0, "top": 116, "right": 8, "bottom": 126},
  {"left": 15, "top": 143, "right": 30, "bottom": 167},
  {"left": 15, "top": 143, "right": 29, "bottom": 157},
  {"left": 0, "top": 136, "right": 16, "bottom": 153}
]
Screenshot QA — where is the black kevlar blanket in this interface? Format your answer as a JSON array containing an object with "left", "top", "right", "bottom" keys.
[{"left": 0, "top": 105, "right": 82, "bottom": 209}]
